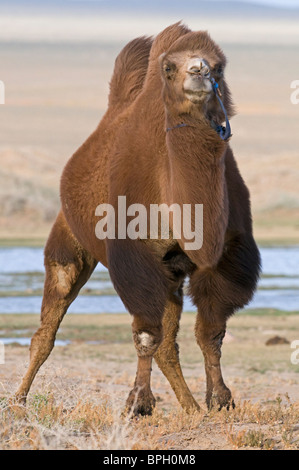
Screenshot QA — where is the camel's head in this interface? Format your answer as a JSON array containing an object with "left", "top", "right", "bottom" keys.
[{"left": 159, "top": 30, "right": 234, "bottom": 122}]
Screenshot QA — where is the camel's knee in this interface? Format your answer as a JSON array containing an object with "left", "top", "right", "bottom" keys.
[
  {"left": 133, "top": 327, "right": 163, "bottom": 357},
  {"left": 132, "top": 313, "right": 163, "bottom": 356},
  {"left": 43, "top": 260, "right": 80, "bottom": 301},
  {"left": 43, "top": 211, "right": 96, "bottom": 302}
]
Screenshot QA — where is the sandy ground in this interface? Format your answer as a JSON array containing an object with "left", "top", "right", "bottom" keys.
[{"left": 1, "top": 312, "right": 298, "bottom": 450}]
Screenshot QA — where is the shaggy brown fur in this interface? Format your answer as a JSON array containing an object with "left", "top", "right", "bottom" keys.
[{"left": 15, "top": 23, "right": 260, "bottom": 415}]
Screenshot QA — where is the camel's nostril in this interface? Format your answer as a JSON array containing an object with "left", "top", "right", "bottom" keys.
[
  {"left": 188, "top": 60, "right": 210, "bottom": 77},
  {"left": 188, "top": 63, "right": 202, "bottom": 74},
  {"left": 201, "top": 65, "right": 210, "bottom": 77}
]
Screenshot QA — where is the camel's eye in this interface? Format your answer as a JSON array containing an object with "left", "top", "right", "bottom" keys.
[
  {"left": 164, "top": 63, "right": 173, "bottom": 72},
  {"left": 163, "top": 62, "right": 177, "bottom": 79},
  {"left": 215, "top": 64, "right": 224, "bottom": 77}
]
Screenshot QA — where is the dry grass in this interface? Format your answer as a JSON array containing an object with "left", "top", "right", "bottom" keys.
[
  {"left": 1, "top": 391, "right": 298, "bottom": 450},
  {"left": 0, "top": 312, "right": 298, "bottom": 450}
]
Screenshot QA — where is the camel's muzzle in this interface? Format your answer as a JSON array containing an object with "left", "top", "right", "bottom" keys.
[
  {"left": 183, "top": 58, "right": 212, "bottom": 102},
  {"left": 186, "top": 58, "right": 210, "bottom": 78}
]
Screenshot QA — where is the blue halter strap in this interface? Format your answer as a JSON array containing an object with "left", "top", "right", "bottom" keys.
[
  {"left": 166, "top": 77, "right": 232, "bottom": 140},
  {"left": 210, "top": 77, "right": 232, "bottom": 141}
]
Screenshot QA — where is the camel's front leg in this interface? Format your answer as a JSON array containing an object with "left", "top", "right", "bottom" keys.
[
  {"left": 126, "top": 318, "right": 163, "bottom": 416},
  {"left": 195, "top": 316, "right": 232, "bottom": 410},
  {"left": 107, "top": 238, "right": 170, "bottom": 416},
  {"left": 190, "top": 234, "right": 260, "bottom": 410}
]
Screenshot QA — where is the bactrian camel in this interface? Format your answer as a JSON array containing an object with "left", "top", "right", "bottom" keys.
[{"left": 15, "top": 23, "right": 261, "bottom": 415}]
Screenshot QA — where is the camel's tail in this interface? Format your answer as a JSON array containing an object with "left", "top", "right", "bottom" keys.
[{"left": 108, "top": 36, "right": 153, "bottom": 109}]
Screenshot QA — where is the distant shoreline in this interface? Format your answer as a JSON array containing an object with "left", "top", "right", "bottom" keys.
[
  {"left": 0, "top": 236, "right": 298, "bottom": 248},
  {"left": 1, "top": 14, "right": 299, "bottom": 45}
]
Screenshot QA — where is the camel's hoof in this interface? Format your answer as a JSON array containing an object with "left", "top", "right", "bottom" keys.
[
  {"left": 12, "top": 394, "right": 27, "bottom": 405},
  {"left": 218, "top": 398, "right": 235, "bottom": 412},
  {"left": 7, "top": 396, "right": 27, "bottom": 418},
  {"left": 207, "top": 387, "right": 234, "bottom": 411},
  {"left": 182, "top": 401, "right": 201, "bottom": 414},
  {"left": 125, "top": 387, "right": 156, "bottom": 417}
]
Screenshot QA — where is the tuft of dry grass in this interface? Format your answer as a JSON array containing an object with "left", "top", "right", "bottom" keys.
[
  {"left": 221, "top": 395, "right": 299, "bottom": 450},
  {"left": 1, "top": 390, "right": 298, "bottom": 450}
]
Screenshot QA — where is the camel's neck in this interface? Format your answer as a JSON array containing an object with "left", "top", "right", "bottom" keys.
[
  {"left": 165, "top": 111, "right": 227, "bottom": 171},
  {"left": 165, "top": 112, "right": 228, "bottom": 267}
]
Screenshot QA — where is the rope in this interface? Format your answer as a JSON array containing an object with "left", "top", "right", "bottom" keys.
[{"left": 210, "top": 78, "right": 232, "bottom": 141}]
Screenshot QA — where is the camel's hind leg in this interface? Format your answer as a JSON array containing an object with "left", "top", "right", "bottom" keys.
[
  {"left": 154, "top": 291, "right": 200, "bottom": 412},
  {"left": 14, "top": 212, "right": 97, "bottom": 403}
]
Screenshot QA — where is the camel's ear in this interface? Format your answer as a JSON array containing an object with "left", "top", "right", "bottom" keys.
[
  {"left": 158, "top": 52, "right": 167, "bottom": 70},
  {"left": 159, "top": 52, "right": 166, "bottom": 61}
]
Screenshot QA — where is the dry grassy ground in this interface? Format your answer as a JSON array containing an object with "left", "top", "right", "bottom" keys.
[{"left": 0, "top": 312, "right": 298, "bottom": 450}]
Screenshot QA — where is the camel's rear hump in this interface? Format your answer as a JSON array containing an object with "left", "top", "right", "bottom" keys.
[{"left": 108, "top": 36, "right": 153, "bottom": 108}]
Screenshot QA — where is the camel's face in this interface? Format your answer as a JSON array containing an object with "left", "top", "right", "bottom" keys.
[
  {"left": 160, "top": 50, "right": 224, "bottom": 107},
  {"left": 182, "top": 57, "right": 213, "bottom": 103}
]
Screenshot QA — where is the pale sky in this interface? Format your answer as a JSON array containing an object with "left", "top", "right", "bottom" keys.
[
  {"left": 68, "top": 0, "right": 299, "bottom": 7},
  {"left": 215, "top": 0, "right": 299, "bottom": 6}
]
